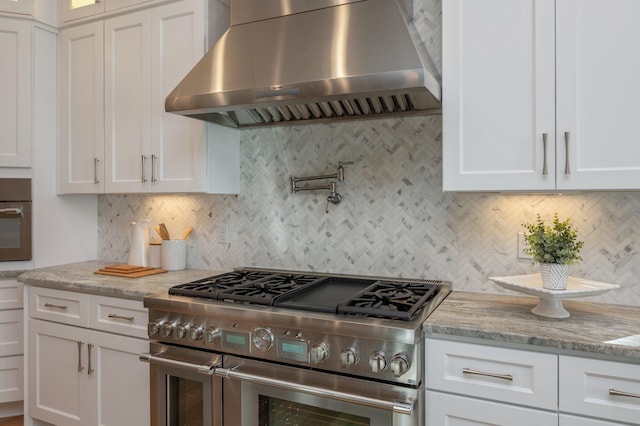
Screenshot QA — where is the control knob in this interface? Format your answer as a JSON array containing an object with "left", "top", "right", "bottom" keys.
[
  {"left": 147, "top": 320, "right": 164, "bottom": 336},
  {"left": 189, "top": 326, "right": 204, "bottom": 342},
  {"left": 310, "top": 343, "right": 330, "bottom": 364},
  {"left": 204, "top": 328, "right": 221, "bottom": 345},
  {"left": 369, "top": 351, "right": 388, "bottom": 373},
  {"left": 339, "top": 347, "right": 359, "bottom": 368},
  {"left": 161, "top": 322, "right": 176, "bottom": 338},
  {"left": 175, "top": 324, "right": 188, "bottom": 340},
  {"left": 389, "top": 353, "right": 410, "bottom": 377}
]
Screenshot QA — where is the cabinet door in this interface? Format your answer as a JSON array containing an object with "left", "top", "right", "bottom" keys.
[
  {"left": 150, "top": 0, "right": 207, "bottom": 192},
  {"left": 90, "top": 330, "right": 150, "bottom": 426},
  {"left": 0, "top": 310, "right": 23, "bottom": 357},
  {"left": 28, "top": 319, "right": 91, "bottom": 426},
  {"left": 104, "top": 10, "right": 152, "bottom": 193},
  {"left": 58, "top": 21, "right": 105, "bottom": 194},
  {"left": 0, "top": 0, "right": 32, "bottom": 15},
  {"left": 0, "top": 18, "right": 32, "bottom": 167},
  {"left": 442, "top": 0, "right": 556, "bottom": 191},
  {"left": 0, "top": 356, "right": 23, "bottom": 404},
  {"left": 60, "top": 0, "right": 105, "bottom": 22},
  {"left": 427, "top": 392, "right": 558, "bottom": 426},
  {"left": 556, "top": 0, "right": 640, "bottom": 190}
]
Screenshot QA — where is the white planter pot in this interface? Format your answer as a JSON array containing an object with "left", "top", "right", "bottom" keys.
[{"left": 540, "top": 263, "right": 569, "bottom": 290}]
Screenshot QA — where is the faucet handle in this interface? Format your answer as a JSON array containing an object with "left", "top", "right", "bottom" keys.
[{"left": 337, "top": 161, "right": 354, "bottom": 181}]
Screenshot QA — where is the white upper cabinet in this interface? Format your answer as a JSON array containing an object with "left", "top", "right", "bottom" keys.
[
  {"left": 0, "top": 18, "right": 32, "bottom": 167},
  {"left": 59, "top": 0, "right": 155, "bottom": 23},
  {"left": 58, "top": 0, "right": 239, "bottom": 194},
  {"left": 0, "top": 0, "right": 32, "bottom": 15},
  {"left": 443, "top": 0, "right": 640, "bottom": 192},
  {"left": 555, "top": 0, "right": 640, "bottom": 190},
  {"left": 58, "top": 21, "right": 104, "bottom": 193}
]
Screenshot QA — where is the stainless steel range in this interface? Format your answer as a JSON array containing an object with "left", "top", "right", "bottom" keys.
[{"left": 141, "top": 268, "right": 450, "bottom": 426}]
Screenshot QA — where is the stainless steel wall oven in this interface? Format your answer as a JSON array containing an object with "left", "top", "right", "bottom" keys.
[
  {"left": 0, "top": 178, "right": 32, "bottom": 261},
  {"left": 141, "top": 268, "right": 450, "bottom": 425}
]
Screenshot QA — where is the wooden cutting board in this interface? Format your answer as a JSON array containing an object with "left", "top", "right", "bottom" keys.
[{"left": 94, "top": 264, "right": 167, "bottom": 278}]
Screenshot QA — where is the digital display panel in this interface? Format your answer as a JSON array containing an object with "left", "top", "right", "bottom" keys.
[
  {"left": 222, "top": 331, "right": 249, "bottom": 351},
  {"left": 226, "top": 334, "right": 246, "bottom": 345},
  {"left": 277, "top": 338, "right": 308, "bottom": 362},
  {"left": 282, "top": 341, "right": 305, "bottom": 355}
]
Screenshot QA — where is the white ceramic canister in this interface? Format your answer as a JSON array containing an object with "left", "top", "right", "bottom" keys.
[
  {"left": 128, "top": 219, "right": 150, "bottom": 266},
  {"left": 161, "top": 239, "right": 186, "bottom": 271}
]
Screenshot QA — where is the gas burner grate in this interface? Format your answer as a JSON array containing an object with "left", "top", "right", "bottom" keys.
[
  {"left": 218, "top": 274, "right": 325, "bottom": 305},
  {"left": 337, "top": 281, "right": 441, "bottom": 320},
  {"left": 168, "top": 270, "right": 275, "bottom": 299}
]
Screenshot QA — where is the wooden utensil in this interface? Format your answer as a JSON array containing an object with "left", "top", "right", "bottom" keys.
[
  {"left": 158, "top": 223, "right": 171, "bottom": 240},
  {"left": 181, "top": 226, "right": 193, "bottom": 240}
]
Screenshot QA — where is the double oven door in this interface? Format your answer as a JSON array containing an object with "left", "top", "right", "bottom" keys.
[{"left": 143, "top": 343, "right": 422, "bottom": 426}]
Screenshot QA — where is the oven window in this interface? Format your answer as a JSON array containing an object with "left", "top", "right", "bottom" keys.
[
  {"left": 0, "top": 216, "right": 21, "bottom": 248},
  {"left": 168, "top": 376, "right": 204, "bottom": 426},
  {"left": 258, "top": 395, "right": 370, "bottom": 426}
]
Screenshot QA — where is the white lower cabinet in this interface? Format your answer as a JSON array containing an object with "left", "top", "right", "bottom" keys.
[
  {"left": 0, "top": 280, "right": 23, "bottom": 407},
  {"left": 427, "top": 391, "right": 558, "bottom": 425},
  {"left": 426, "top": 337, "right": 640, "bottom": 425},
  {"left": 559, "top": 355, "right": 640, "bottom": 425},
  {"left": 27, "top": 287, "right": 149, "bottom": 426}
]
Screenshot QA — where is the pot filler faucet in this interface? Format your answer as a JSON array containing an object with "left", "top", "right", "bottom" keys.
[{"left": 290, "top": 162, "right": 353, "bottom": 213}]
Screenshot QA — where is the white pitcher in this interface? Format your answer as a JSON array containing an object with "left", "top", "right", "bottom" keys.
[{"left": 128, "top": 219, "right": 150, "bottom": 266}]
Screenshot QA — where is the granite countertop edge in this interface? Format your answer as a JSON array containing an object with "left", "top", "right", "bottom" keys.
[
  {"left": 424, "top": 291, "right": 640, "bottom": 361},
  {"left": 17, "top": 260, "right": 223, "bottom": 300}
]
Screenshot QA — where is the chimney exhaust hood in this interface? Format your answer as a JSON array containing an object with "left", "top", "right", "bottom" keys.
[{"left": 165, "top": 0, "right": 441, "bottom": 128}]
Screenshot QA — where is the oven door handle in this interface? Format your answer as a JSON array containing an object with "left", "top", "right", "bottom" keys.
[
  {"left": 0, "top": 207, "right": 22, "bottom": 217},
  {"left": 214, "top": 367, "right": 414, "bottom": 415},
  {"left": 139, "top": 352, "right": 216, "bottom": 375}
]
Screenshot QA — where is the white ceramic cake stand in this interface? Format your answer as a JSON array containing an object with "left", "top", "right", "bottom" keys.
[{"left": 489, "top": 274, "right": 620, "bottom": 318}]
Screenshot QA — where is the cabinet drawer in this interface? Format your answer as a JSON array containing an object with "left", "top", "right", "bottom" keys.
[
  {"left": 29, "top": 287, "right": 89, "bottom": 327},
  {"left": 0, "top": 280, "right": 23, "bottom": 310},
  {"left": 0, "top": 355, "right": 23, "bottom": 404},
  {"left": 0, "top": 310, "right": 23, "bottom": 357},
  {"left": 89, "top": 296, "right": 147, "bottom": 339},
  {"left": 426, "top": 338, "right": 557, "bottom": 410},
  {"left": 427, "top": 391, "right": 558, "bottom": 426},
  {"left": 560, "top": 355, "right": 640, "bottom": 424}
]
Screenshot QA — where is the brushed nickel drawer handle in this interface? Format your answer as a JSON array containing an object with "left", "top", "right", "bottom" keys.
[
  {"left": 564, "top": 131, "right": 571, "bottom": 175},
  {"left": 609, "top": 388, "right": 640, "bottom": 399},
  {"left": 462, "top": 367, "right": 514, "bottom": 382},
  {"left": 542, "top": 133, "right": 548, "bottom": 176},
  {"left": 44, "top": 303, "right": 68, "bottom": 310},
  {"left": 77, "top": 341, "right": 84, "bottom": 373},
  {"left": 108, "top": 313, "right": 135, "bottom": 322},
  {"left": 87, "top": 344, "right": 94, "bottom": 375}
]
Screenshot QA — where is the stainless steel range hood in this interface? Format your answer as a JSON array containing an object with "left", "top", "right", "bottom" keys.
[{"left": 165, "top": 0, "right": 441, "bottom": 128}]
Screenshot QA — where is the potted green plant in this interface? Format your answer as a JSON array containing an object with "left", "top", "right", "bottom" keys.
[{"left": 522, "top": 214, "right": 584, "bottom": 290}]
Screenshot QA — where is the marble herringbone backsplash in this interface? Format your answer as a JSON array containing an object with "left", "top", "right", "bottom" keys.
[{"left": 99, "top": 115, "right": 640, "bottom": 306}]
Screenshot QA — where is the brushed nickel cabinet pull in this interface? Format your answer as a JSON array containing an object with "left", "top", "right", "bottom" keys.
[
  {"left": 77, "top": 341, "right": 84, "bottom": 372},
  {"left": 87, "top": 344, "right": 94, "bottom": 375},
  {"left": 108, "top": 313, "right": 135, "bottom": 322},
  {"left": 94, "top": 158, "right": 100, "bottom": 184},
  {"left": 609, "top": 388, "right": 640, "bottom": 399},
  {"left": 564, "top": 131, "right": 571, "bottom": 175},
  {"left": 542, "top": 133, "right": 548, "bottom": 176},
  {"left": 141, "top": 155, "right": 148, "bottom": 183},
  {"left": 462, "top": 367, "right": 513, "bottom": 382},
  {"left": 44, "top": 303, "right": 68, "bottom": 310},
  {"left": 151, "top": 154, "right": 158, "bottom": 183}
]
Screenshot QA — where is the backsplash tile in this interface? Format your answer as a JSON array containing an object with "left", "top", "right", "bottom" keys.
[
  {"left": 99, "top": 115, "right": 640, "bottom": 306},
  {"left": 98, "top": 0, "right": 639, "bottom": 306}
]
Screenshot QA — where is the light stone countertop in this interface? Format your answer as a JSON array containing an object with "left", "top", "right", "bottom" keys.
[
  {"left": 17, "top": 261, "right": 224, "bottom": 300},
  {"left": 424, "top": 291, "right": 640, "bottom": 361},
  {"left": 0, "top": 270, "right": 27, "bottom": 279}
]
